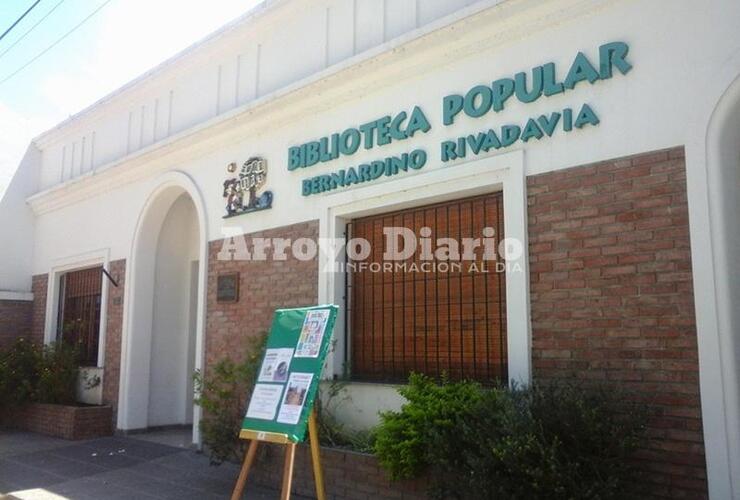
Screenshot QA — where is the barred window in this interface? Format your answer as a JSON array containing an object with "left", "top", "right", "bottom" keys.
[
  {"left": 56, "top": 267, "right": 103, "bottom": 366},
  {"left": 346, "top": 192, "right": 507, "bottom": 383}
]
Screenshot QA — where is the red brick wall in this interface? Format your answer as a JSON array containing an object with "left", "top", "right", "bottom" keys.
[
  {"left": 527, "top": 147, "right": 706, "bottom": 498},
  {"left": 103, "top": 259, "right": 126, "bottom": 425},
  {"left": 205, "top": 220, "right": 319, "bottom": 371},
  {"left": 5, "top": 403, "right": 112, "bottom": 440},
  {"left": 24, "top": 265, "right": 124, "bottom": 428},
  {"left": 252, "top": 443, "right": 426, "bottom": 500},
  {"left": 30, "top": 274, "right": 48, "bottom": 344},
  {"left": 0, "top": 299, "right": 32, "bottom": 349}
]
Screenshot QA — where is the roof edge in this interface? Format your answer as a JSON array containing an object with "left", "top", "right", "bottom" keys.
[{"left": 32, "top": 0, "right": 289, "bottom": 145}]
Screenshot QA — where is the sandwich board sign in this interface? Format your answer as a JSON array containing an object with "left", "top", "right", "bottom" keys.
[{"left": 231, "top": 305, "right": 338, "bottom": 500}]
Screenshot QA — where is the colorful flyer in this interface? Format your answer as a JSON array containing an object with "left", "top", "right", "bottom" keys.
[
  {"left": 276, "top": 372, "right": 313, "bottom": 424},
  {"left": 257, "top": 347, "right": 293, "bottom": 383},
  {"left": 245, "top": 384, "right": 284, "bottom": 421},
  {"left": 294, "top": 309, "right": 330, "bottom": 358}
]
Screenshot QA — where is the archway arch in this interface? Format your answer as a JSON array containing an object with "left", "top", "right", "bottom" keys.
[
  {"left": 703, "top": 71, "right": 740, "bottom": 497},
  {"left": 118, "top": 171, "right": 209, "bottom": 445}
]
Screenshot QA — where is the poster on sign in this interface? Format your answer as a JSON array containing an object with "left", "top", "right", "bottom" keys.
[
  {"left": 258, "top": 348, "right": 293, "bottom": 383},
  {"left": 245, "top": 384, "right": 284, "bottom": 421},
  {"left": 295, "top": 309, "right": 330, "bottom": 358},
  {"left": 277, "top": 372, "right": 313, "bottom": 424}
]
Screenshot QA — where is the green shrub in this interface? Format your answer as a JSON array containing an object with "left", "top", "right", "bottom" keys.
[
  {"left": 194, "top": 333, "right": 266, "bottom": 465},
  {"left": 374, "top": 373, "right": 486, "bottom": 480},
  {"left": 0, "top": 339, "right": 79, "bottom": 407},
  {"left": 36, "top": 342, "right": 80, "bottom": 405},
  {"left": 375, "top": 376, "right": 646, "bottom": 499},
  {"left": 0, "top": 338, "right": 41, "bottom": 406}
]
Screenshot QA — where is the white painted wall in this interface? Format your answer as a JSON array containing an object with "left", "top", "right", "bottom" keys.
[
  {"left": 118, "top": 183, "right": 193, "bottom": 430},
  {"left": 148, "top": 195, "right": 199, "bottom": 426},
  {"left": 77, "top": 367, "right": 104, "bottom": 405},
  {"left": 185, "top": 260, "right": 199, "bottom": 424},
  {"left": 0, "top": 145, "right": 39, "bottom": 292},
  {"left": 320, "top": 381, "right": 406, "bottom": 431},
  {"left": 32, "top": 181, "right": 148, "bottom": 272},
  {"left": 32, "top": 0, "right": 482, "bottom": 193}
]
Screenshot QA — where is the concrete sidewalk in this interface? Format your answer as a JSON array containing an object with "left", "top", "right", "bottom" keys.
[{"left": 0, "top": 430, "right": 296, "bottom": 499}]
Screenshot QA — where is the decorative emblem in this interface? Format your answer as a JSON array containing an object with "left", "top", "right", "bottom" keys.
[{"left": 223, "top": 157, "right": 273, "bottom": 218}]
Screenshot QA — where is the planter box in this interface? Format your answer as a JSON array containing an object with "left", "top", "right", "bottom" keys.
[
  {"left": 251, "top": 442, "right": 428, "bottom": 500},
  {"left": 3, "top": 403, "right": 112, "bottom": 440}
]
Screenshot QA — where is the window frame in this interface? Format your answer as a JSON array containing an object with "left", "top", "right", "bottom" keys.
[
  {"left": 56, "top": 266, "right": 104, "bottom": 366},
  {"left": 317, "top": 150, "right": 531, "bottom": 386},
  {"left": 344, "top": 192, "right": 509, "bottom": 384},
  {"left": 44, "top": 248, "right": 111, "bottom": 369}
]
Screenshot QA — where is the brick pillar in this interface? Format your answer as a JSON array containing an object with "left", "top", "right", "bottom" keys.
[
  {"left": 30, "top": 274, "right": 48, "bottom": 344},
  {"left": 103, "top": 259, "right": 126, "bottom": 425},
  {"left": 0, "top": 299, "right": 32, "bottom": 349}
]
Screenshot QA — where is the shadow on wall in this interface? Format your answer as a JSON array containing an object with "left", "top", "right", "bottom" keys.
[{"left": 0, "top": 144, "right": 40, "bottom": 294}]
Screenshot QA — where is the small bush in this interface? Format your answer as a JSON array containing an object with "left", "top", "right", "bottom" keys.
[
  {"left": 36, "top": 342, "right": 80, "bottom": 405},
  {"left": 375, "top": 376, "right": 646, "bottom": 499},
  {"left": 195, "top": 343, "right": 377, "bottom": 462},
  {"left": 0, "top": 338, "right": 41, "bottom": 406},
  {"left": 374, "top": 373, "right": 486, "bottom": 480},
  {"left": 194, "top": 333, "right": 266, "bottom": 465},
  {"left": 0, "top": 339, "right": 79, "bottom": 407}
]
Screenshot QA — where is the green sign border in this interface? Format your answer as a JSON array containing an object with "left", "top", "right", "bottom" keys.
[{"left": 241, "top": 304, "right": 338, "bottom": 443}]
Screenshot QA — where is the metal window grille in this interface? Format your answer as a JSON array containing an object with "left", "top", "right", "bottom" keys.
[
  {"left": 345, "top": 192, "right": 507, "bottom": 384},
  {"left": 56, "top": 266, "right": 103, "bottom": 366}
]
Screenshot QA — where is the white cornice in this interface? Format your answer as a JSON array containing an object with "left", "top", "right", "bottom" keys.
[{"left": 26, "top": 0, "right": 611, "bottom": 216}]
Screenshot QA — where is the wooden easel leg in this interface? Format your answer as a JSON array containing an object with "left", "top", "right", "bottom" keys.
[
  {"left": 230, "top": 440, "right": 259, "bottom": 500},
  {"left": 308, "top": 410, "right": 326, "bottom": 500},
  {"left": 280, "top": 443, "right": 297, "bottom": 500}
]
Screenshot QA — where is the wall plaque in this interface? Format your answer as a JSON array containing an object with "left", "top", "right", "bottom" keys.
[{"left": 217, "top": 273, "right": 240, "bottom": 302}]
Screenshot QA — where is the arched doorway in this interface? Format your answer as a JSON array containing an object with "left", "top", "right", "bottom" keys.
[
  {"left": 148, "top": 194, "right": 199, "bottom": 426},
  {"left": 704, "top": 74, "right": 740, "bottom": 496},
  {"left": 118, "top": 172, "right": 208, "bottom": 445}
]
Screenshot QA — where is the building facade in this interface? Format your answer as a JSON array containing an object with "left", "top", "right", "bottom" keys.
[{"left": 0, "top": 0, "right": 739, "bottom": 497}]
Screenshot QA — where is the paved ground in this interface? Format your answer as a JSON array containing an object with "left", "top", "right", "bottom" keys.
[{"left": 0, "top": 430, "right": 296, "bottom": 499}]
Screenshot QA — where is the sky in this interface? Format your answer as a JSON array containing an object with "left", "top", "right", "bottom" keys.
[{"left": 0, "top": 0, "right": 263, "bottom": 197}]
